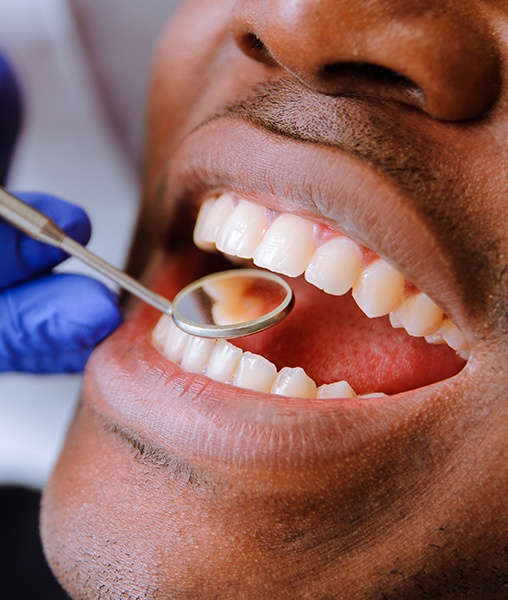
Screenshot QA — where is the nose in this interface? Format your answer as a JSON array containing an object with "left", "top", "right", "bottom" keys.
[{"left": 232, "top": 0, "right": 500, "bottom": 121}]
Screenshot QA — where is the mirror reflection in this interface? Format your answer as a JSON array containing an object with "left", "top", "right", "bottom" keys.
[{"left": 175, "top": 271, "right": 290, "bottom": 328}]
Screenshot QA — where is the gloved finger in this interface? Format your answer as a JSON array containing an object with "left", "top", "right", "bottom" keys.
[
  {"left": 0, "top": 192, "right": 91, "bottom": 289},
  {"left": 0, "top": 272, "right": 121, "bottom": 373},
  {"left": 0, "top": 52, "right": 23, "bottom": 185}
]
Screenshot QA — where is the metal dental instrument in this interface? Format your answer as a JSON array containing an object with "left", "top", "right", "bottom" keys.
[{"left": 0, "top": 188, "right": 294, "bottom": 339}]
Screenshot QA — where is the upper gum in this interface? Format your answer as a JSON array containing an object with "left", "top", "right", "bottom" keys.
[{"left": 201, "top": 190, "right": 390, "bottom": 270}]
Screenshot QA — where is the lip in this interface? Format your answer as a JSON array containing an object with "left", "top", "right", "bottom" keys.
[{"left": 83, "top": 112, "right": 477, "bottom": 473}]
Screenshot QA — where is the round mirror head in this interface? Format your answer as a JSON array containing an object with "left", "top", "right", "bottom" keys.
[{"left": 172, "top": 269, "right": 294, "bottom": 338}]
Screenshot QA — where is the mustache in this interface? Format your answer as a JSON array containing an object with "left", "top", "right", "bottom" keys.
[{"left": 212, "top": 76, "right": 437, "bottom": 197}]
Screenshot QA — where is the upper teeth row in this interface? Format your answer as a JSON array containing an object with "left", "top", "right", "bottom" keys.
[{"left": 193, "top": 191, "right": 468, "bottom": 355}]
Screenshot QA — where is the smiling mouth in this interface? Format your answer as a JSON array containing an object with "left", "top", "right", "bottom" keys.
[{"left": 150, "top": 190, "right": 468, "bottom": 400}]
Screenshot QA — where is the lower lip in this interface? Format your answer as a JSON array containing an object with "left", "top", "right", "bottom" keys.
[{"left": 83, "top": 255, "right": 466, "bottom": 471}]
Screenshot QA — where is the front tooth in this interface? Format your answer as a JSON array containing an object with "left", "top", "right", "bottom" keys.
[
  {"left": 391, "top": 293, "right": 444, "bottom": 337},
  {"left": 156, "top": 318, "right": 189, "bottom": 362},
  {"left": 233, "top": 352, "right": 277, "bottom": 393},
  {"left": 152, "top": 314, "right": 172, "bottom": 348},
  {"left": 317, "top": 380, "right": 357, "bottom": 399},
  {"left": 305, "top": 236, "right": 363, "bottom": 295},
  {"left": 253, "top": 213, "right": 315, "bottom": 277},
  {"left": 352, "top": 259, "right": 404, "bottom": 318},
  {"left": 205, "top": 340, "right": 243, "bottom": 383},
  {"left": 271, "top": 367, "right": 317, "bottom": 399},
  {"left": 193, "top": 192, "right": 235, "bottom": 250},
  {"left": 216, "top": 200, "right": 269, "bottom": 258},
  {"left": 180, "top": 336, "right": 216, "bottom": 373}
]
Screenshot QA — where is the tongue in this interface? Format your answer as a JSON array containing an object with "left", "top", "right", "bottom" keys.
[{"left": 233, "top": 275, "right": 465, "bottom": 395}]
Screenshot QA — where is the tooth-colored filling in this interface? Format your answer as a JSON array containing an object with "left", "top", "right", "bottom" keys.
[{"left": 152, "top": 192, "right": 469, "bottom": 399}]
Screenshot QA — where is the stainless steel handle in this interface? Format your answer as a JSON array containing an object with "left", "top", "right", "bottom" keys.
[{"left": 0, "top": 188, "right": 173, "bottom": 316}]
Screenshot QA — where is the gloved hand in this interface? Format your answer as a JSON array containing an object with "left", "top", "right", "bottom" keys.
[
  {"left": 0, "top": 192, "right": 122, "bottom": 373},
  {"left": 0, "top": 52, "right": 121, "bottom": 373}
]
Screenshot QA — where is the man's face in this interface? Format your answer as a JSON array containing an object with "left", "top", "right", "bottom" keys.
[{"left": 41, "top": 0, "right": 508, "bottom": 597}]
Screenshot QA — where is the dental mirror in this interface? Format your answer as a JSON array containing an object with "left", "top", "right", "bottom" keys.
[
  {"left": 0, "top": 187, "right": 294, "bottom": 339},
  {"left": 172, "top": 269, "right": 294, "bottom": 338}
]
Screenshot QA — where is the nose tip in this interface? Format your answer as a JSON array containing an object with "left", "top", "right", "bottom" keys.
[{"left": 232, "top": 1, "right": 501, "bottom": 121}]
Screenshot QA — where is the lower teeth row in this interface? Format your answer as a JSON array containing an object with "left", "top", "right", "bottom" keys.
[{"left": 152, "top": 315, "right": 386, "bottom": 399}]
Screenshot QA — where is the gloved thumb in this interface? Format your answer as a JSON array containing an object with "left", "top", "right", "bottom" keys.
[{"left": 0, "top": 273, "right": 121, "bottom": 373}]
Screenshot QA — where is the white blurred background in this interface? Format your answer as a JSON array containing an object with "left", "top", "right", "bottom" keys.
[{"left": 0, "top": 0, "right": 179, "bottom": 489}]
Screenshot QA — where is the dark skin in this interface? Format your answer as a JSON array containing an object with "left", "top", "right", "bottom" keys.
[{"left": 42, "top": 1, "right": 508, "bottom": 598}]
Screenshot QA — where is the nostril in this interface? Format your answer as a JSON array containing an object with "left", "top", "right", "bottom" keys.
[
  {"left": 322, "top": 62, "right": 414, "bottom": 88},
  {"left": 238, "top": 32, "right": 274, "bottom": 63},
  {"left": 320, "top": 62, "right": 424, "bottom": 104}
]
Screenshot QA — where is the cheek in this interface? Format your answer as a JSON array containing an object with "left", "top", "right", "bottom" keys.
[
  {"left": 41, "top": 407, "right": 161, "bottom": 597},
  {"left": 145, "top": 0, "right": 235, "bottom": 183}
]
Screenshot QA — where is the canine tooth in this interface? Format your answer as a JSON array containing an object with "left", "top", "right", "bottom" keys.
[
  {"left": 271, "top": 367, "right": 317, "bottom": 399},
  {"left": 439, "top": 319, "right": 468, "bottom": 352},
  {"left": 233, "top": 352, "right": 277, "bottom": 392},
  {"left": 352, "top": 259, "right": 404, "bottom": 318},
  {"left": 317, "top": 380, "right": 357, "bottom": 399},
  {"left": 205, "top": 340, "right": 243, "bottom": 383},
  {"left": 216, "top": 200, "right": 269, "bottom": 258},
  {"left": 392, "top": 293, "right": 444, "bottom": 337},
  {"left": 193, "top": 192, "right": 235, "bottom": 250},
  {"left": 180, "top": 336, "right": 216, "bottom": 373},
  {"left": 253, "top": 213, "right": 315, "bottom": 277},
  {"left": 305, "top": 236, "right": 362, "bottom": 295}
]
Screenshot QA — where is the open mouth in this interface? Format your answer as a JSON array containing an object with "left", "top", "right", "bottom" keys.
[{"left": 150, "top": 191, "right": 467, "bottom": 400}]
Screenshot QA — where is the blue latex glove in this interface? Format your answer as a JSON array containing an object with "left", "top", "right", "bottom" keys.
[{"left": 0, "top": 192, "right": 122, "bottom": 373}]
